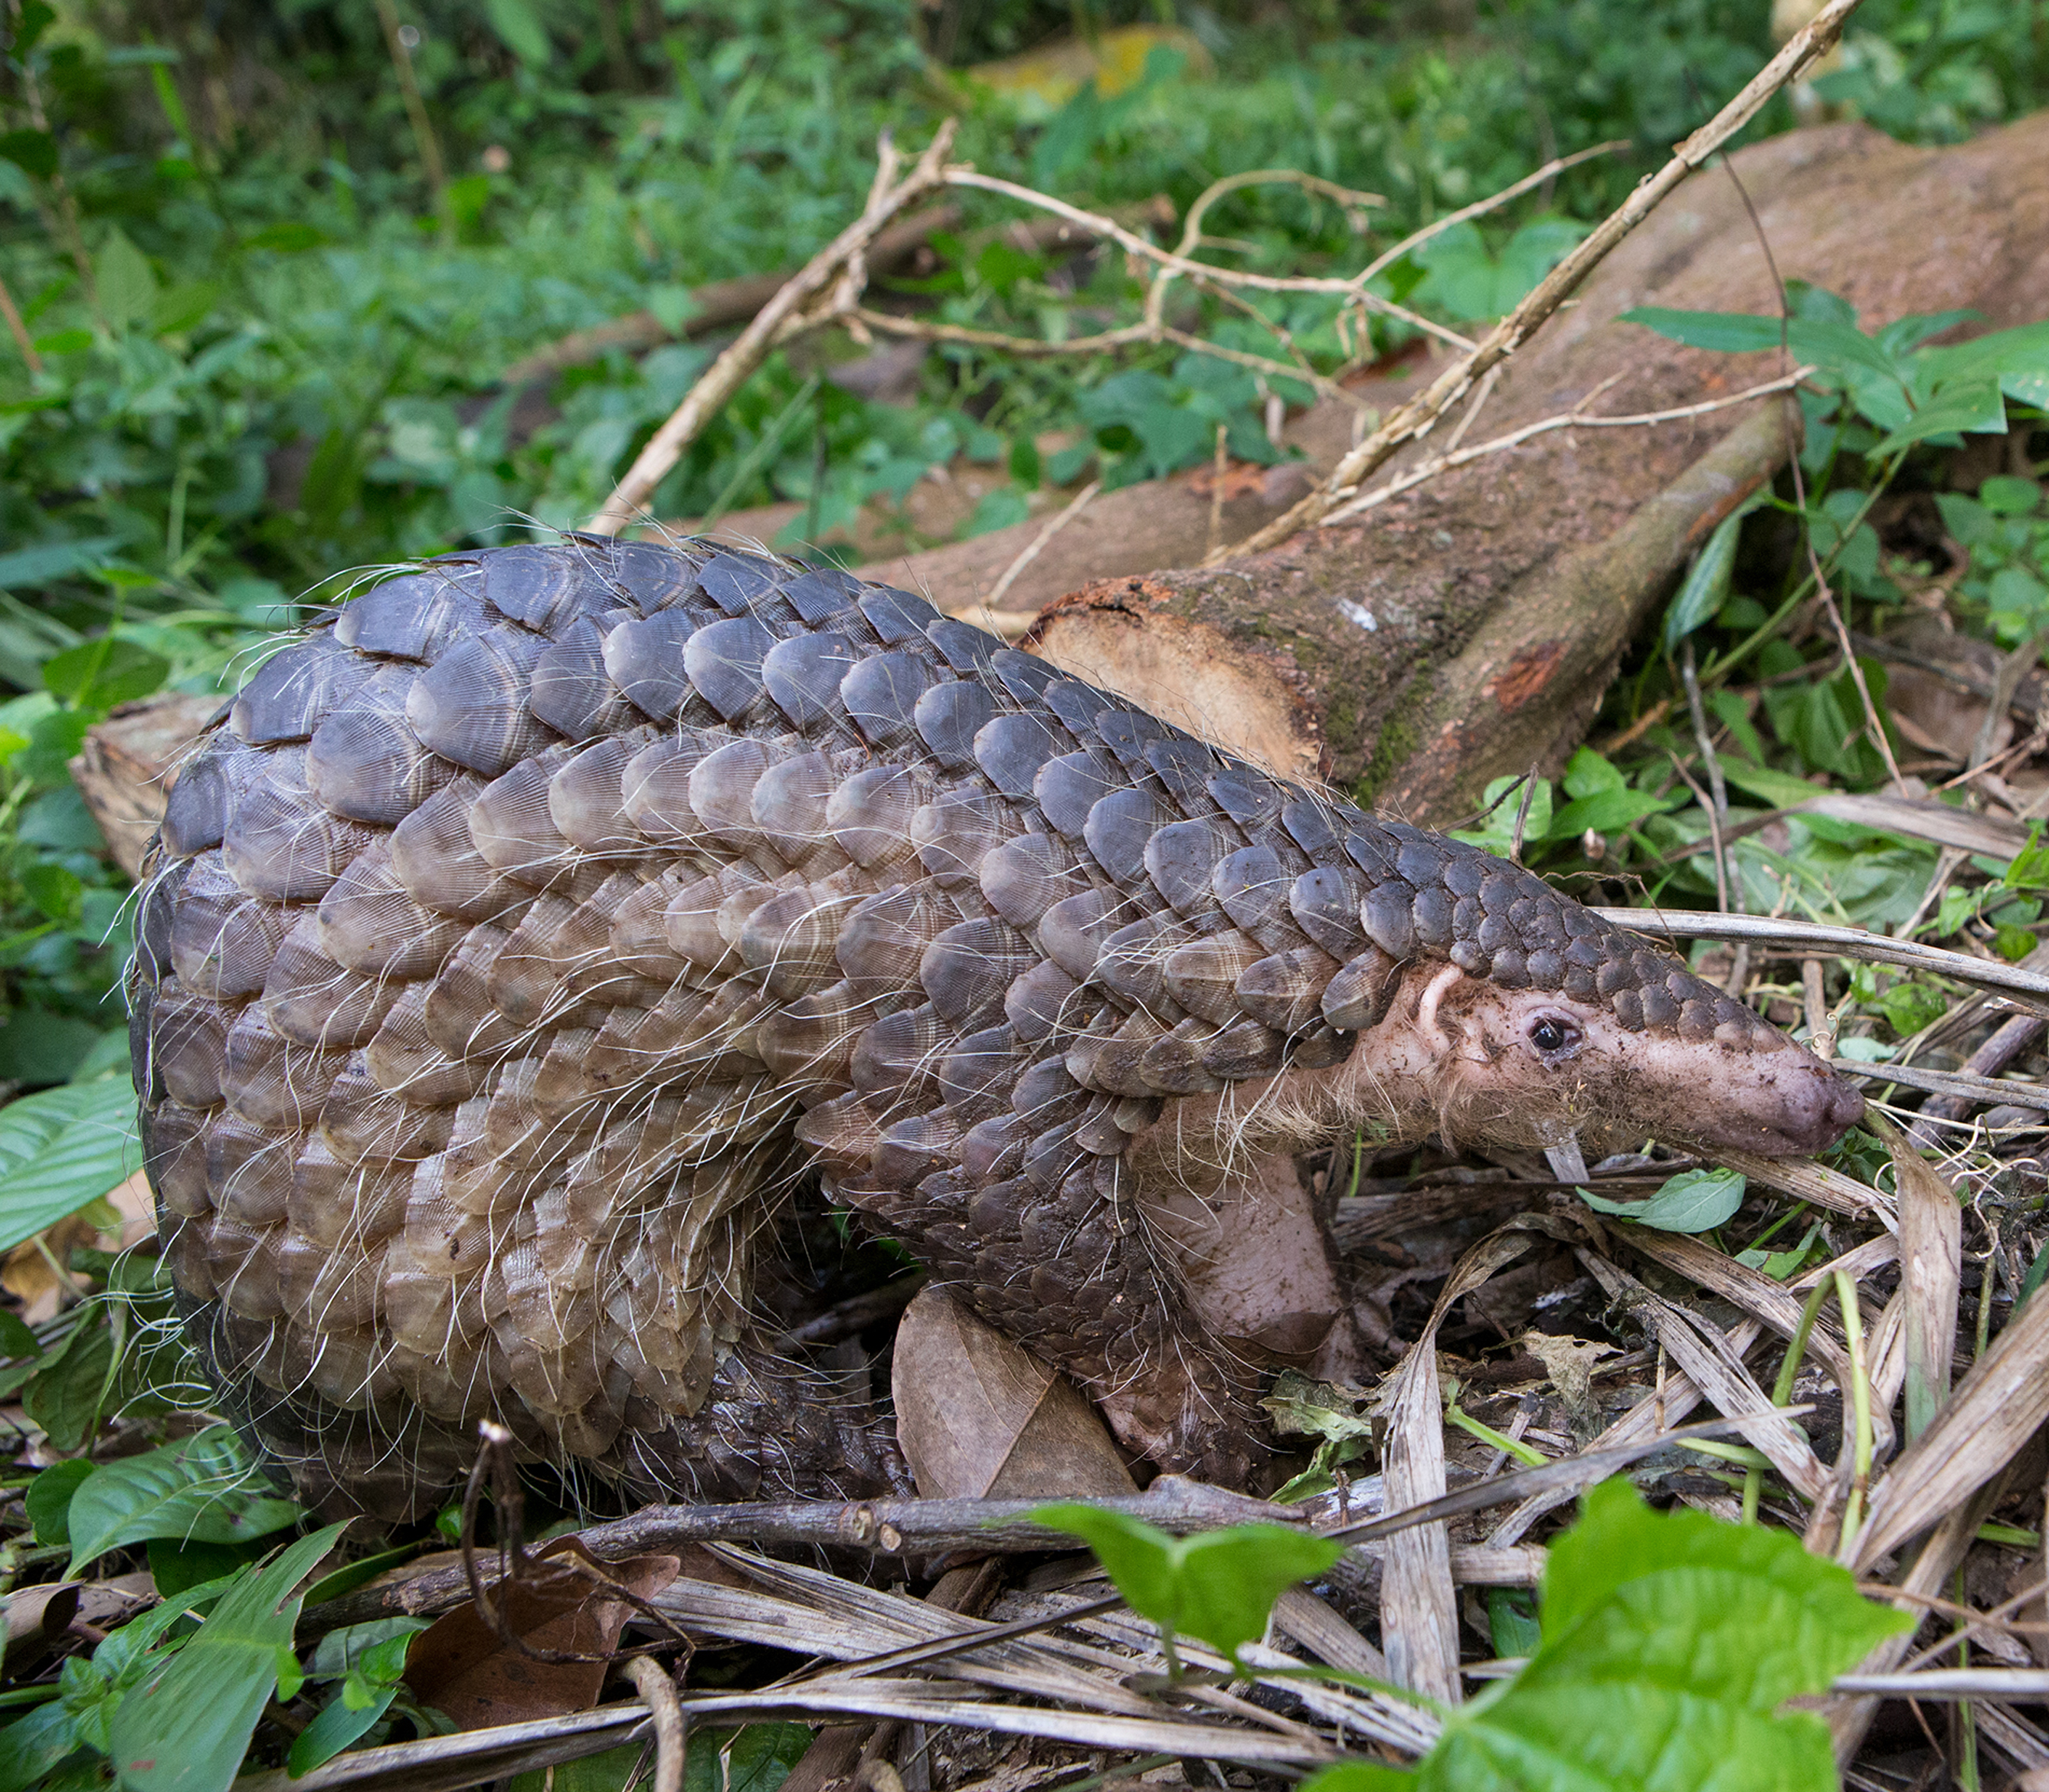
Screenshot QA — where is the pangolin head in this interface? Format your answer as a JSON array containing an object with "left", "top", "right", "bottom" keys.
[{"left": 1317, "top": 824, "right": 1864, "bottom": 1160}]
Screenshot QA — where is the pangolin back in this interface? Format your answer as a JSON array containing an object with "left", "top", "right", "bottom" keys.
[{"left": 132, "top": 536, "right": 1808, "bottom": 1515}]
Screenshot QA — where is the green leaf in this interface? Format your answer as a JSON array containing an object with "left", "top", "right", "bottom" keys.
[
  {"left": 485, "top": 0, "right": 552, "bottom": 64},
  {"left": 1621, "top": 304, "right": 1905, "bottom": 390},
  {"left": 1619, "top": 306, "right": 1789, "bottom": 355},
  {"left": 0, "top": 1305, "right": 40, "bottom": 1360},
  {"left": 66, "top": 1426, "right": 302, "bottom": 1577},
  {"left": 1577, "top": 1168, "right": 1745, "bottom": 1233},
  {"left": 95, "top": 231, "right": 158, "bottom": 335},
  {"left": 0, "top": 129, "right": 57, "bottom": 181},
  {"left": 0, "top": 536, "right": 121, "bottom": 592},
  {"left": 1547, "top": 787, "right": 1662, "bottom": 840},
  {"left": 0, "top": 1081, "right": 138, "bottom": 1256},
  {"left": 1538, "top": 1482, "right": 1903, "bottom": 1700},
  {"left": 1322, "top": 1482, "right": 1910, "bottom": 1790},
  {"left": 110, "top": 1523, "right": 348, "bottom": 1792},
  {"left": 1719, "top": 758, "right": 1825, "bottom": 810},
  {"left": 241, "top": 222, "right": 326, "bottom": 254},
  {"left": 1027, "top": 1507, "right": 1342, "bottom": 1663},
  {"left": 42, "top": 636, "right": 169, "bottom": 709},
  {"left": 1663, "top": 503, "right": 1750, "bottom": 652},
  {"left": 1487, "top": 1588, "right": 1541, "bottom": 1659},
  {"left": 148, "top": 1538, "right": 257, "bottom": 1599},
  {"left": 1871, "top": 379, "right": 2008, "bottom": 457},
  {"left": 0, "top": 1699, "right": 81, "bottom": 1791},
  {"left": 1916, "top": 319, "right": 2049, "bottom": 410},
  {"left": 287, "top": 1684, "right": 396, "bottom": 1777},
  {"left": 1978, "top": 476, "right": 2043, "bottom": 517},
  {"left": 22, "top": 1307, "right": 114, "bottom": 1454},
  {"left": 25, "top": 1457, "right": 95, "bottom": 1545}
]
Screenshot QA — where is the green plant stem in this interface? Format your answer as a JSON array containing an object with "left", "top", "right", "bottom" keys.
[
  {"left": 1835, "top": 1269, "right": 1873, "bottom": 1560},
  {"left": 1746, "top": 1278, "right": 1831, "bottom": 1522},
  {"left": 1698, "top": 478, "right": 1894, "bottom": 689},
  {"left": 701, "top": 375, "right": 820, "bottom": 529}
]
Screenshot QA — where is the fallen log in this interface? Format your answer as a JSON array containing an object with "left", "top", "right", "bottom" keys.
[{"left": 1024, "top": 112, "right": 2049, "bottom": 826}]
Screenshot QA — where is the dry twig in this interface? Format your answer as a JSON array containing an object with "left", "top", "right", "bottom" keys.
[{"left": 1215, "top": 0, "right": 1867, "bottom": 562}]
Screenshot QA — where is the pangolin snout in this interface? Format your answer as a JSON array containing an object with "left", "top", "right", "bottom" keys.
[{"left": 1694, "top": 1044, "right": 1865, "bottom": 1157}]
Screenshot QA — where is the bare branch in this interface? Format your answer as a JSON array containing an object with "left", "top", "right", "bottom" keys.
[
  {"left": 586, "top": 122, "right": 958, "bottom": 536},
  {"left": 1216, "top": 0, "right": 1869, "bottom": 562}
]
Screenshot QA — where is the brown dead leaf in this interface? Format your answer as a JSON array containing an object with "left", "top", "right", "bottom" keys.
[
  {"left": 1518, "top": 1333, "right": 1617, "bottom": 1443},
  {"left": 892, "top": 1287, "right": 1137, "bottom": 1500},
  {"left": 403, "top": 1537, "right": 678, "bottom": 1730}
]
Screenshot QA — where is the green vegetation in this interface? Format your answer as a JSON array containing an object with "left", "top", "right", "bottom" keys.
[{"left": 0, "top": 1, "right": 2045, "bottom": 1784}]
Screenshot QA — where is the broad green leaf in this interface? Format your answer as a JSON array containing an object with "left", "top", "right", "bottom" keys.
[
  {"left": 1577, "top": 1168, "right": 1745, "bottom": 1233},
  {"left": 1560, "top": 747, "right": 1625, "bottom": 799},
  {"left": 1451, "top": 775, "right": 1552, "bottom": 856},
  {"left": 1871, "top": 378, "right": 2007, "bottom": 457},
  {"left": 1546, "top": 787, "right": 1662, "bottom": 840},
  {"left": 1916, "top": 319, "right": 2049, "bottom": 410},
  {"left": 286, "top": 1684, "right": 396, "bottom": 1777},
  {"left": 0, "top": 536, "right": 122, "bottom": 592},
  {"left": 1663, "top": 503, "right": 1749, "bottom": 652},
  {"left": 1719, "top": 758, "right": 1827, "bottom": 810},
  {"left": 1539, "top": 1482, "right": 1903, "bottom": 1688},
  {"left": 1409, "top": 1686, "right": 1835, "bottom": 1790},
  {"left": 110, "top": 1522, "right": 347, "bottom": 1792},
  {"left": 21, "top": 1306, "right": 115, "bottom": 1453},
  {"left": 67, "top": 1426, "right": 302, "bottom": 1577},
  {"left": 1979, "top": 476, "right": 2042, "bottom": 516},
  {"left": 44, "top": 636, "right": 170, "bottom": 709},
  {"left": 1314, "top": 1483, "right": 1909, "bottom": 1789},
  {"left": 0, "top": 1306, "right": 38, "bottom": 1358},
  {"left": 1028, "top": 1507, "right": 1342, "bottom": 1663},
  {"left": 96, "top": 231, "right": 158, "bottom": 334},
  {"left": 485, "top": 0, "right": 552, "bottom": 63},
  {"left": 0, "top": 1699, "right": 80, "bottom": 1790},
  {"left": 24, "top": 1457, "right": 94, "bottom": 1545},
  {"left": 1620, "top": 306, "right": 1789, "bottom": 355},
  {"left": 0, "top": 1081, "right": 139, "bottom": 1255}
]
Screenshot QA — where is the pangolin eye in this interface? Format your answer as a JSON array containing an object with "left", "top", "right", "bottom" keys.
[{"left": 1527, "top": 1014, "right": 1582, "bottom": 1059}]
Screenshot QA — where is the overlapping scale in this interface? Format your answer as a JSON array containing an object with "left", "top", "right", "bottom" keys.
[{"left": 147, "top": 534, "right": 1746, "bottom": 1519}]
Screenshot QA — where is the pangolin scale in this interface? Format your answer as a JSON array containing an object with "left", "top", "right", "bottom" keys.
[{"left": 130, "top": 538, "right": 1862, "bottom": 1516}]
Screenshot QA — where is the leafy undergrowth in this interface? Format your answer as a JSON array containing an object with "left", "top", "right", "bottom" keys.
[
  {"left": 1042, "top": 1484, "right": 1907, "bottom": 1791},
  {"left": 3, "top": 2, "right": 2049, "bottom": 1789}
]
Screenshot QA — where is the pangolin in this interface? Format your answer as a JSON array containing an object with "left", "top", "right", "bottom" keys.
[{"left": 129, "top": 537, "right": 1864, "bottom": 1517}]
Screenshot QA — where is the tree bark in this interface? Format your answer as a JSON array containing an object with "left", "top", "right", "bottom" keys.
[{"left": 1023, "top": 113, "right": 2049, "bottom": 827}]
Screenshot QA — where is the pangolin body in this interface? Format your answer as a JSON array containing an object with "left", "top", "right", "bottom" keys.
[{"left": 131, "top": 538, "right": 1863, "bottom": 1516}]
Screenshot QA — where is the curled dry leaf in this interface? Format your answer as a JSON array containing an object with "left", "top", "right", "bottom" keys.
[
  {"left": 893, "top": 1287, "right": 1137, "bottom": 1500},
  {"left": 403, "top": 1536, "right": 679, "bottom": 1731}
]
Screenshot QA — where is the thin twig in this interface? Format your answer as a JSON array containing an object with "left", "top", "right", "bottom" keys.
[
  {"left": 588, "top": 123, "right": 957, "bottom": 536},
  {"left": 1318, "top": 369, "right": 1812, "bottom": 523},
  {"left": 938, "top": 170, "right": 1477, "bottom": 352},
  {"left": 372, "top": 0, "right": 448, "bottom": 231},
  {"left": 0, "top": 269, "right": 42, "bottom": 375},
  {"left": 1592, "top": 907, "right": 2049, "bottom": 1010},
  {"left": 1206, "top": 425, "right": 1229, "bottom": 561},
  {"left": 984, "top": 477, "right": 1105, "bottom": 610},
  {"left": 1681, "top": 640, "right": 1752, "bottom": 996},
  {"left": 1218, "top": 0, "right": 1867, "bottom": 563},
  {"left": 624, "top": 1657, "right": 686, "bottom": 1792},
  {"left": 1350, "top": 140, "right": 1628, "bottom": 289}
]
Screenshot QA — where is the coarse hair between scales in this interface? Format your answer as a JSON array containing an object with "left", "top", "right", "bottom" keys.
[{"left": 129, "top": 536, "right": 1862, "bottom": 1518}]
